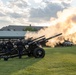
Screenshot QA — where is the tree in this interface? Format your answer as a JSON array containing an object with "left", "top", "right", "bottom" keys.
[{"left": 24, "top": 24, "right": 37, "bottom": 31}]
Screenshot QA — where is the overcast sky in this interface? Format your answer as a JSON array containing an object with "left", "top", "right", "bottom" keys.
[{"left": 0, "top": 0, "right": 76, "bottom": 28}]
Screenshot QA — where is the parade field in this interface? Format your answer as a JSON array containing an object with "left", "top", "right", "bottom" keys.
[{"left": 0, "top": 46, "right": 76, "bottom": 75}]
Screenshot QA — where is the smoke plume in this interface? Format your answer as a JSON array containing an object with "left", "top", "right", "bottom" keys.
[{"left": 25, "top": 7, "right": 76, "bottom": 47}]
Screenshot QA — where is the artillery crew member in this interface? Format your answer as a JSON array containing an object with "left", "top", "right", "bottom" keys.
[
  {"left": 5, "top": 39, "right": 13, "bottom": 54},
  {"left": 16, "top": 39, "right": 24, "bottom": 59},
  {"left": 0, "top": 40, "right": 6, "bottom": 53}
]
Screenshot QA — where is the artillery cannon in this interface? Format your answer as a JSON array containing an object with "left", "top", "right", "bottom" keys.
[
  {"left": 0, "top": 32, "right": 62, "bottom": 61},
  {"left": 0, "top": 35, "right": 45, "bottom": 60},
  {"left": 25, "top": 33, "right": 62, "bottom": 58}
]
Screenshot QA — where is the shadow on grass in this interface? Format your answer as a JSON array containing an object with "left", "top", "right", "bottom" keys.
[{"left": 0, "top": 56, "right": 41, "bottom": 75}]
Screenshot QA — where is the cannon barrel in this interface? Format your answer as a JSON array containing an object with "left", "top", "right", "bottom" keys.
[
  {"left": 36, "top": 33, "right": 62, "bottom": 43},
  {"left": 25, "top": 35, "right": 45, "bottom": 44},
  {"left": 31, "top": 35, "right": 45, "bottom": 41},
  {"left": 46, "top": 33, "right": 62, "bottom": 41},
  {"left": 28, "top": 33, "right": 62, "bottom": 45}
]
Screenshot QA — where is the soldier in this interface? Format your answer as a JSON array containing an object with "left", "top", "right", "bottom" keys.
[
  {"left": 16, "top": 39, "right": 24, "bottom": 59},
  {"left": 0, "top": 40, "right": 6, "bottom": 53},
  {"left": 5, "top": 39, "right": 13, "bottom": 54}
]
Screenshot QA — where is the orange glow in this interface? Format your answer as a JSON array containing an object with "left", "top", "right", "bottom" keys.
[{"left": 25, "top": 7, "right": 76, "bottom": 47}]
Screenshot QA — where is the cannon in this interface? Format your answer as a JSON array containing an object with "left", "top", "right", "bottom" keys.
[
  {"left": 0, "top": 35, "right": 45, "bottom": 60},
  {"left": 0, "top": 33, "right": 62, "bottom": 61}
]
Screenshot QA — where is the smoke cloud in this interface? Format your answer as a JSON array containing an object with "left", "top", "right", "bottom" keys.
[{"left": 25, "top": 7, "right": 76, "bottom": 47}]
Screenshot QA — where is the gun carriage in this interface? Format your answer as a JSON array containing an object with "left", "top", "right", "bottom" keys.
[{"left": 0, "top": 31, "right": 62, "bottom": 61}]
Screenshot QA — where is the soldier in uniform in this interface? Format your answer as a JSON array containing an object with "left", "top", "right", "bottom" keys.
[
  {"left": 5, "top": 39, "right": 13, "bottom": 54},
  {"left": 16, "top": 39, "right": 24, "bottom": 59},
  {"left": 0, "top": 40, "right": 6, "bottom": 53}
]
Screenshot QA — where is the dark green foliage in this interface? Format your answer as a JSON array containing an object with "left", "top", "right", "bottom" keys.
[{"left": 23, "top": 25, "right": 37, "bottom": 31}]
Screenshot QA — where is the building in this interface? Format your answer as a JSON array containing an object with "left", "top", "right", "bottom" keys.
[
  {"left": 0, "top": 25, "right": 43, "bottom": 31},
  {"left": 0, "top": 31, "right": 26, "bottom": 39}
]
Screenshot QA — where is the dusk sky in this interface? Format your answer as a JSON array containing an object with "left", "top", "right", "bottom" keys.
[{"left": 0, "top": 0, "right": 76, "bottom": 28}]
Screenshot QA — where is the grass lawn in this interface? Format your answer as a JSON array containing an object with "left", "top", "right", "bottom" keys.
[{"left": 0, "top": 46, "right": 76, "bottom": 75}]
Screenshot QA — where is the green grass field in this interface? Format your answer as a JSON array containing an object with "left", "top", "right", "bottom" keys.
[{"left": 0, "top": 46, "right": 76, "bottom": 75}]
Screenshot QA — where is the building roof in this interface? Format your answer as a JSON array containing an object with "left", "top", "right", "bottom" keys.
[
  {"left": 0, "top": 31, "right": 26, "bottom": 39},
  {"left": 0, "top": 25, "right": 43, "bottom": 31}
]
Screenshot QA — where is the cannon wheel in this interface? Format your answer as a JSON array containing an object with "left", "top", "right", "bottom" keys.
[{"left": 33, "top": 48, "right": 45, "bottom": 58}]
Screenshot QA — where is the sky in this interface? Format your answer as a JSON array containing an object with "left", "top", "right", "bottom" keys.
[{"left": 0, "top": 0, "right": 76, "bottom": 29}]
